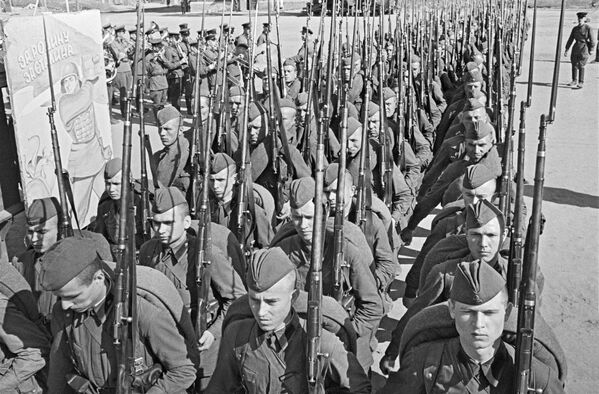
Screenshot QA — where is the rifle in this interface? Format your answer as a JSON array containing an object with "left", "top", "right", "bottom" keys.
[
  {"left": 216, "top": 2, "right": 234, "bottom": 156},
  {"left": 133, "top": 2, "right": 152, "bottom": 244},
  {"left": 42, "top": 16, "right": 73, "bottom": 240},
  {"left": 495, "top": 22, "right": 504, "bottom": 144},
  {"left": 112, "top": 6, "right": 140, "bottom": 389},
  {"left": 306, "top": 38, "right": 328, "bottom": 392},
  {"left": 189, "top": 30, "right": 205, "bottom": 220},
  {"left": 547, "top": 0, "right": 565, "bottom": 124},
  {"left": 274, "top": 6, "right": 286, "bottom": 98},
  {"left": 235, "top": 2, "right": 259, "bottom": 256},
  {"left": 498, "top": 48, "right": 517, "bottom": 221},
  {"left": 378, "top": 5, "right": 392, "bottom": 210},
  {"left": 195, "top": 91, "right": 214, "bottom": 338}
]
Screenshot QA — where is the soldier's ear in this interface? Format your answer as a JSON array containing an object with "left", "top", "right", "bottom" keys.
[
  {"left": 448, "top": 299, "right": 456, "bottom": 320},
  {"left": 291, "top": 288, "right": 300, "bottom": 303}
]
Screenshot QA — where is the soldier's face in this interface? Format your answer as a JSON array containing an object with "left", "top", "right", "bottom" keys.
[
  {"left": 411, "top": 62, "right": 420, "bottom": 77},
  {"left": 368, "top": 112, "right": 380, "bottom": 139},
  {"left": 27, "top": 216, "right": 59, "bottom": 254},
  {"left": 248, "top": 272, "right": 296, "bottom": 332},
  {"left": 385, "top": 97, "right": 397, "bottom": 117},
  {"left": 347, "top": 129, "right": 363, "bottom": 158},
  {"left": 466, "top": 217, "right": 502, "bottom": 263},
  {"left": 465, "top": 82, "right": 482, "bottom": 98},
  {"left": 326, "top": 177, "right": 354, "bottom": 217},
  {"left": 297, "top": 103, "right": 307, "bottom": 123},
  {"left": 283, "top": 65, "right": 297, "bottom": 83},
  {"left": 249, "top": 116, "right": 262, "bottom": 145},
  {"left": 105, "top": 171, "right": 122, "bottom": 200},
  {"left": 449, "top": 290, "right": 509, "bottom": 355},
  {"left": 57, "top": 270, "right": 107, "bottom": 313},
  {"left": 291, "top": 201, "right": 315, "bottom": 245},
  {"left": 200, "top": 97, "right": 210, "bottom": 121},
  {"left": 229, "top": 96, "right": 243, "bottom": 117},
  {"left": 465, "top": 135, "right": 493, "bottom": 162},
  {"left": 281, "top": 107, "right": 297, "bottom": 134},
  {"left": 342, "top": 66, "right": 351, "bottom": 81},
  {"left": 151, "top": 206, "right": 191, "bottom": 247},
  {"left": 463, "top": 107, "right": 487, "bottom": 124},
  {"left": 462, "top": 179, "right": 496, "bottom": 206},
  {"left": 209, "top": 166, "right": 236, "bottom": 201},
  {"left": 158, "top": 118, "right": 180, "bottom": 147}
]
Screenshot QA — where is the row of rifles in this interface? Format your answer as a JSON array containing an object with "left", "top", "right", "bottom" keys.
[{"left": 37, "top": 0, "right": 569, "bottom": 390}]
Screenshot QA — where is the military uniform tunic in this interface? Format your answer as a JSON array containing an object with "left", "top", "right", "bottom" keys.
[
  {"left": 153, "top": 135, "right": 191, "bottom": 194},
  {"left": 207, "top": 312, "right": 372, "bottom": 394}
]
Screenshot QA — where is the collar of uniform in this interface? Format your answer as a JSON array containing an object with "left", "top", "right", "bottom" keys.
[
  {"left": 259, "top": 311, "right": 299, "bottom": 353},
  {"left": 456, "top": 340, "right": 507, "bottom": 388},
  {"left": 161, "top": 236, "right": 189, "bottom": 265}
]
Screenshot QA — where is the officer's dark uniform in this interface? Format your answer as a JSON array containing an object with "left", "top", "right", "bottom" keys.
[
  {"left": 565, "top": 12, "right": 596, "bottom": 88},
  {"left": 109, "top": 25, "right": 134, "bottom": 116}
]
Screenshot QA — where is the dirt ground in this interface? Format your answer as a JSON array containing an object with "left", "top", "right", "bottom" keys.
[{"left": 2, "top": 6, "right": 597, "bottom": 392}]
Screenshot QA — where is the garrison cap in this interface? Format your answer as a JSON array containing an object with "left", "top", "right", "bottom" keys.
[
  {"left": 246, "top": 247, "right": 296, "bottom": 292},
  {"left": 128, "top": 27, "right": 137, "bottom": 34},
  {"left": 324, "top": 163, "right": 354, "bottom": 191},
  {"left": 290, "top": 177, "right": 315, "bottom": 209},
  {"left": 210, "top": 152, "right": 236, "bottom": 174},
  {"left": 465, "top": 199, "right": 504, "bottom": 231},
  {"left": 383, "top": 87, "right": 395, "bottom": 101},
  {"left": 347, "top": 116, "right": 363, "bottom": 138},
  {"left": 152, "top": 187, "right": 188, "bottom": 214},
  {"left": 104, "top": 158, "right": 122, "bottom": 179},
  {"left": 248, "top": 101, "right": 262, "bottom": 121},
  {"left": 464, "top": 98, "right": 485, "bottom": 112},
  {"left": 279, "top": 97, "right": 296, "bottom": 110},
  {"left": 347, "top": 102, "right": 359, "bottom": 120},
  {"left": 156, "top": 105, "right": 181, "bottom": 126},
  {"left": 577, "top": 12, "right": 588, "bottom": 19},
  {"left": 229, "top": 85, "right": 244, "bottom": 97},
  {"left": 296, "top": 92, "right": 308, "bottom": 107},
  {"left": 410, "top": 54, "right": 421, "bottom": 64},
  {"left": 27, "top": 197, "right": 62, "bottom": 226},
  {"left": 464, "top": 120, "right": 494, "bottom": 140},
  {"left": 463, "top": 67, "right": 483, "bottom": 84},
  {"left": 39, "top": 236, "right": 107, "bottom": 291},
  {"left": 450, "top": 260, "right": 506, "bottom": 305},
  {"left": 301, "top": 26, "right": 313, "bottom": 34},
  {"left": 463, "top": 163, "right": 498, "bottom": 190},
  {"left": 283, "top": 58, "right": 297, "bottom": 68},
  {"left": 367, "top": 102, "right": 380, "bottom": 117}
]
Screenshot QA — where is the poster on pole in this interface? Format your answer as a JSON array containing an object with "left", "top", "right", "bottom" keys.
[{"left": 2, "top": 10, "right": 112, "bottom": 228}]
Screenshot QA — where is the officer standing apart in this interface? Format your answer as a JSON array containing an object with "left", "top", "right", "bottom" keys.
[{"left": 564, "top": 11, "right": 596, "bottom": 89}]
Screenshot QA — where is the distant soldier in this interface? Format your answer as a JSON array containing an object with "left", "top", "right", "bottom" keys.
[
  {"left": 109, "top": 25, "right": 134, "bottom": 117},
  {"left": 282, "top": 58, "right": 301, "bottom": 100},
  {"left": 139, "top": 187, "right": 246, "bottom": 390},
  {"left": 41, "top": 236, "right": 199, "bottom": 393},
  {"left": 207, "top": 247, "right": 372, "bottom": 393},
  {"left": 164, "top": 31, "right": 188, "bottom": 110},
  {"left": 564, "top": 12, "right": 596, "bottom": 89},
  {"left": 146, "top": 38, "right": 169, "bottom": 113}
]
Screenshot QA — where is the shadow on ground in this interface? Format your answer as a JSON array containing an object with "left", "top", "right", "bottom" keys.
[{"left": 524, "top": 184, "right": 599, "bottom": 209}]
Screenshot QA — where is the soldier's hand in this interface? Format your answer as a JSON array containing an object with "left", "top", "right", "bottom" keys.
[
  {"left": 198, "top": 331, "right": 215, "bottom": 351},
  {"left": 379, "top": 355, "right": 397, "bottom": 375}
]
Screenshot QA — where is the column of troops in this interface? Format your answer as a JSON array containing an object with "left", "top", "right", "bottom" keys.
[{"left": 0, "top": 2, "right": 579, "bottom": 393}]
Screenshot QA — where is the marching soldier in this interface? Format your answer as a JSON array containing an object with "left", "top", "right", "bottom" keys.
[
  {"left": 274, "top": 177, "right": 384, "bottom": 370},
  {"left": 382, "top": 260, "right": 563, "bottom": 393},
  {"left": 12, "top": 198, "right": 112, "bottom": 321},
  {"left": 139, "top": 187, "right": 246, "bottom": 390},
  {"left": 564, "top": 11, "right": 596, "bottom": 89},
  {"left": 152, "top": 105, "right": 192, "bottom": 196},
  {"left": 41, "top": 236, "right": 199, "bottom": 393},
  {"left": 207, "top": 247, "right": 372, "bottom": 393}
]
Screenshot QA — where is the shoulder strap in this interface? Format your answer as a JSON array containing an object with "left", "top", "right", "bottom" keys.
[{"left": 422, "top": 341, "right": 446, "bottom": 394}]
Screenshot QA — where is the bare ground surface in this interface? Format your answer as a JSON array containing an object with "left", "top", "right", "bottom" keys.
[{"left": 2, "top": 7, "right": 598, "bottom": 393}]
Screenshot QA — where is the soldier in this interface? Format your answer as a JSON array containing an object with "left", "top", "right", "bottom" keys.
[
  {"left": 179, "top": 24, "right": 195, "bottom": 115},
  {"left": 152, "top": 106, "right": 192, "bottom": 196},
  {"left": 256, "top": 23, "right": 269, "bottom": 46},
  {"left": 208, "top": 152, "right": 275, "bottom": 249},
  {"left": 207, "top": 247, "right": 371, "bottom": 393},
  {"left": 403, "top": 162, "right": 498, "bottom": 304},
  {"left": 342, "top": 54, "right": 365, "bottom": 108},
  {"left": 282, "top": 58, "right": 301, "bottom": 100},
  {"left": 91, "top": 158, "right": 145, "bottom": 255},
  {"left": 0, "top": 257, "right": 51, "bottom": 393},
  {"left": 164, "top": 31, "right": 187, "bottom": 110},
  {"left": 40, "top": 236, "right": 199, "bottom": 393},
  {"left": 409, "top": 54, "right": 447, "bottom": 128},
  {"left": 12, "top": 198, "right": 112, "bottom": 321},
  {"left": 323, "top": 163, "right": 399, "bottom": 299},
  {"left": 402, "top": 120, "right": 501, "bottom": 243},
  {"left": 382, "top": 260, "right": 563, "bottom": 393},
  {"left": 109, "top": 25, "right": 134, "bottom": 117},
  {"left": 346, "top": 116, "right": 414, "bottom": 233},
  {"left": 139, "top": 187, "right": 246, "bottom": 390},
  {"left": 234, "top": 22, "right": 251, "bottom": 47},
  {"left": 564, "top": 12, "right": 596, "bottom": 89},
  {"left": 146, "top": 38, "right": 169, "bottom": 113},
  {"left": 274, "top": 177, "right": 384, "bottom": 370}
]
